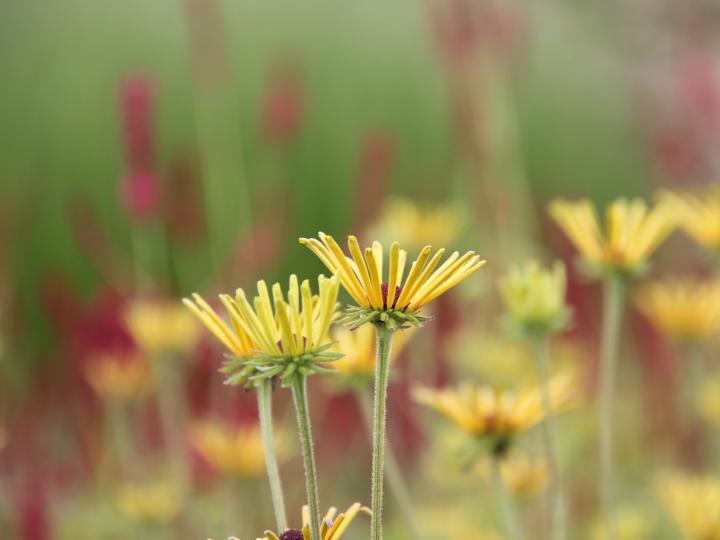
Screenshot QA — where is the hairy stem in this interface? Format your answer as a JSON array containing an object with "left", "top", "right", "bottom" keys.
[{"left": 257, "top": 380, "right": 288, "bottom": 532}]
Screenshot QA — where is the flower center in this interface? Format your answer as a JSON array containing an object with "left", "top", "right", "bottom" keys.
[
  {"left": 279, "top": 529, "right": 304, "bottom": 540},
  {"left": 381, "top": 282, "right": 403, "bottom": 309}
]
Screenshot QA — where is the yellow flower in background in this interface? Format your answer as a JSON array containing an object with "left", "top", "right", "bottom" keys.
[
  {"left": 126, "top": 299, "right": 200, "bottom": 357},
  {"left": 477, "top": 454, "right": 549, "bottom": 497},
  {"left": 300, "top": 233, "right": 484, "bottom": 328},
  {"left": 332, "top": 324, "right": 416, "bottom": 380},
  {"left": 695, "top": 376, "right": 720, "bottom": 427},
  {"left": 83, "top": 352, "right": 152, "bottom": 401},
  {"left": 259, "top": 503, "right": 370, "bottom": 540},
  {"left": 115, "top": 479, "right": 184, "bottom": 523},
  {"left": 548, "top": 198, "right": 676, "bottom": 274},
  {"left": 590, "top": 507, "right": 654, "bottom": 540},
  {"left": 658, "top": 473, "right": 720, "bottom": 540},
  {"left": 190, "top": 419, "right": 288, "bottom": 477},
  {"left": 370, "top": 198, "right": 463, "bottom": 249},
  {"left": 499, "top": 260, "right": 570, "bottom": 334},
  {"left": 633, "top": 278, "right": 720, "bottom": 342},
  {"left": 413, "top": 372, "right": 577, "bottom": 444},
  {"left": 659, "top": 188, "right": 720, "bottom": 251}
]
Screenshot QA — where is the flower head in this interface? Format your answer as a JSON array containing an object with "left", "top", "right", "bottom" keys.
[
  {"left": 477, "top": 453, "right": 549, "bottom": 497},
  {"left": 84, "top": 352, "right": 152, "bottom": 401},
  {"left": 413, "top": 373, "right": 577, "bottom": 454},
  {"left": 299, "top": 233, "right": 484, "bottom": 329},
  {"left": 548, "top": 198, "right": 676, "bottom": 276},
  {"left": 634, "top": 278, "right": 720, "bottom": 343},
  {"left": 658, "top": 473, "right": 720, "bottom": 540},
  {"left": 659, "top": 188, "right": 720, "bottom": 252},
  {"left": 115, "top": 479, "right": 184, "bottom": 523},
  {"left": 499, "top": 260, "right": 570, "bottom": 335},
  {"left": 125, "top": 299, "right": 200, "bottom": 357},
  {"left": 259, "top": 503, "right": 370, "bottom": 540}
]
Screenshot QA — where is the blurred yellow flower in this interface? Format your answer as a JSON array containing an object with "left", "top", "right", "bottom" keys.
[
  {"left": 499, "top": 260, "right": 569, "bottom": 334},
  {"left": 259, "top": 503, "right": 370, "bottom": 540},
  {"left": 370, "top": 198, "right": 462, "bottom": 249},
  {"left": 590, "top": 507, "right": 654, "bottom": 540},
  {"left": 659, "top": 188, "right": 720, "bottom": 251},
  {"left": 190, "top": 419, "right": 287, "bottom": 477},
  {"left": 300, "top": 233, "right": 484, "bottom": 328},
  {"left": 332, "top": 324, "right": 415, "bottom": 379},
  {"left": 695, "top": 375, "right": 720, "bottom": 427},
  {"left": 658, "top": 473, "right": 720, "bottom": 540},
  {"left": 477, "top": 454, "right": 548, "bottom": 497},
  {"left": 115, "top": 479, "right": 184, "bottom": 523},
  {"left": 413, "top": 372, "right": 577, "bottom": 445},
  {"left": 548, "top": 198, "right": 675, "bottom": 274},
  {"left": 634, "top": 278, "right": 720, "bottom": 342},
  {"left": 126, "top": 299, "right": 200, "bottom": 357},
  {"left": 83, "top": 352, "right": 152, "bottom": 401}
]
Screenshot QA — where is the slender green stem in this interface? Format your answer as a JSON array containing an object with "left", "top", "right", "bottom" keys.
[
  {"left": 257, "top": 380, "right": 288, "bottom": 532},
  {"left": 598, "top": 277, "right": 625, "bottom": 540},
  {"left": 152, "top": 355, "right": 187, "bottom": 482},
  {"left": 356, "top": 386, "right": 421, "bottom": 540},
  {"left": 291, "top": 375, "right": 321, "bottom": 540},
  {"left": 371, "top": 325, "right": 394, "bottom": 540},
  {"left": 531, "top": 337, "right": 566, "bottom": 540},
  {"left": 492, "top": 454, "right": 522, "bottom": 540},
  {"left": 106, "top": 400, "right": 134, "bottom": 480}
]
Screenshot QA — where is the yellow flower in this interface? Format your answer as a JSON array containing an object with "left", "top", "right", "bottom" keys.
[
  {"left": 659, "top": 188, "right": 720, "bottom": 251},
  {"left": 499, "top": 260, "right": 570, "bottom": 333},
  {"left": 190, "top": 419, "right": 287, "bottom": 477},
  {"left": 477, "top": 454, "right": 549, "bottom": 497},
  {"left": 83, "top": 352, "right": 152, "bottom": 401},
  {"left": 633, "top": 278, "right": 720, "bottom": 342},
  {"left": 259, "top": 503, "right": 370, "bottom": 540},
  {"left": 658, "top": 473, "right": 720, "bottom": 540},
  {"left": 548, "top": 198, "right": 675, "bottom": 274},
  {"left": 125, "top": 299, "right": 200, "bottom": 357},
  {"left": 590, "top": 507, "right": 654, "bottom": 540},
  {"left": 695, "top": 375, "right": 720, "bottom": 427},
  {"left": 115, "top": 479, "right": 184, "bottom": 523},
  {"left": 299, "top": 233, "right": 484, "bottom": 328},
  {"left": 413, "top": 373, "right": 577, "bottom": 444},
  {"left": 370, "top": 198, "right": 463, "bottom": 249},
  {"left": 184, "top": 274, "right": 341, "bottom": 387},
  {"left": 332, "top": 324, "right": 416, "bottom": 379}
]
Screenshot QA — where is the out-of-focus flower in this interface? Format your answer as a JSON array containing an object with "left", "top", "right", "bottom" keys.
[
  {"left": 120, "top": 169, "right": 160, "bottom": 222},
  {"left": 413, "top": 373, "right": 577, "bottom": 452},
  {"left": 190, "top": 419, "right": 287, "bottom": 477},
  {"left": 300, "top": 233, "right": 484, "bottom": 329},
  {"left": 115, "top": 479, "right": 184, "bottom": 523},
  {"left": 695, "top": 376, "right": 720, "bottom": 427},
  {"left": 658, "top": 473, "right": 720, "bottom": 540},
  {"left": 370, "top": 198, "right": 463, "bottom": 251},
  {"left": 187, "top": 275, "right": 341, "bottom": 388},
  {"left": 659, "top": 188, "right": 720, "bottom": 253},
  {"left": 476, "top": 454, "right": 548, "bottom": 497},
  {"left": 262, "top": 62, "right": 304, "bottom": 144},
  {"left": 83, "top": 352, "right": 152, "bottom": 401},
  {"left": 499, "top": 260, "right": 570, "bottom": 335},
  {"left": 548, "top": 198, "right": 676, "bottom": 276},
  {"left": 590, "top": 507, "right": 654, "bottom": 540},
  {"left": 259, "top": 503, "right": 370, "bottom": 540},
  {"left": 125, "top": 299, "right": 200, "bottom": 357},
  {"left": 633, "top": 278, "right": 720, "bottom": 343},
  {"left": 332, "top": 324, "right": 415, "bottom": 381}
]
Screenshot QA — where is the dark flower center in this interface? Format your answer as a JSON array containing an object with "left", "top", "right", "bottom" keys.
[
  {"left": 280, "top": 529, "right": 304, "bottom": 540},
  {"left": 381, "top": 283, "right": 403, "bottom": 309}
]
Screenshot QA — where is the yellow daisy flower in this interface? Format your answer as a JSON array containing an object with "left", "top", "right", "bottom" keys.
[
  {"left": 332, "top": 324, "right": 416, "bottom": 380},
  {"left": 115, "top": 479, "right": 184, "bottom": 523},
  {"left": 125, "top": 299, "right": 200, "bottom": 357},
  {"left": 83, "top": 352, "right": 152, "bottom": 401},
  {"left": 477, "top": 453, "right": 549, "bottom": 497},
  {"left": 299, "top": 233, "right": 484, "bottom": 328},
  {"left": 548, "top": 198, "right": 675, "bottom": 275},
  {"left": 259, "top": 503, "right": 370, "bottom": 540},
  {"left": 189, "top": 419, "right": 288, "bottom": 477},
  {"left": 658, "top": 473, "right": 720, "bottom": 540},
  {"left": 633, "top": 278, "right": 720, "bottom": 342},
  {"left": 413, "top": 373, "right": 577, "bottom": 452},
  {"left": 659, "top": 188, "right": 720, "bottom": 251}
]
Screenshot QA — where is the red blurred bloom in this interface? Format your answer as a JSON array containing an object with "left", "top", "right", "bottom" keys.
[
  {"left": 262, "top": 63, "right": 304, "bottom": 144},
  {"left": 119, "top": 169, "right": 160, "bottom": 222}
]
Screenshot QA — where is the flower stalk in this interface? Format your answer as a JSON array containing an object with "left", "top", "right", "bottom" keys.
[
  {"left": 371, "top": 325, "right": 395, "bottom": 540},
  {"left": 257, "top": 379, "right": 288, "bottom": 532},
  {"left": 492, "top": 453, "right": 522, "bottom": 540},
  {"left": 291, "top": 375, "right": 322, "bottom": 540},
  {"left": 598, "top": 277, "right": 625, "bottom": 540}
]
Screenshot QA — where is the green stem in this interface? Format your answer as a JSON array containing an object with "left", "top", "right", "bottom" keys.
[
  {"left": 371, "top": 325, "right": 394, "bottom": 540},
  {"left": 598, "top": 277, "right": 625, "bottom": 540},
  {"left": 531, "top": 337, "right": 566, "bottom": 540},
  {"left": 356, "top": 387, "right": 421, "bottom": 540},
  {"left": 291, "top": 375, "right": 321, "bottom": 540},
  {"left": 257, "top": 380, "right": 288, "bottom": 532},
  {"left": 152, "top": 354, "right": 187, "bottom": 483},
  {"left": 492, "top": 454, "right": 522, "bottom": 540}
]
